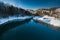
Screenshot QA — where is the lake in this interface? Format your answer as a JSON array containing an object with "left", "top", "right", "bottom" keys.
[{"left": 0, "top": 17, "right": 60, "bottom": 40}]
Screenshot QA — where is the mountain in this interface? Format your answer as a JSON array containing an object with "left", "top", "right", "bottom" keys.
[
  {"left": 0, "top": 2, "right": 32, "bottom": 18},
  {"left": 30, "top": 7, "right": 60, "bottom": 18},
  {"left": 0, "top": 2, "right": 60, "bottom": 18}
]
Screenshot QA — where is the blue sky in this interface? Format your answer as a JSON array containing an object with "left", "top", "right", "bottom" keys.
[{"left": 0, "top": 0, "right": 60, "bottom": 10}]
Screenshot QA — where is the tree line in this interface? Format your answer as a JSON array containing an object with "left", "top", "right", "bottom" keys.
[{"left": 0, "top": 2, "right": 31, "bottom": 18}]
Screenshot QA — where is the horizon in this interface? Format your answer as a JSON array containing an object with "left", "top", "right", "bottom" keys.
[{"left": 0, "top": 0, "right": 60, "bottom": 10}]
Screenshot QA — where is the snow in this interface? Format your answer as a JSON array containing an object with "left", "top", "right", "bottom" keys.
[
  {"left": 49, "top": 19, "right": 60, "bottom": 27},
  {"left": 0, "top": 16, "right": 32, "bottom": 25},
  {"left": 55, "top": 8, "right": 60, "bottom": 13},
  {"left": 33, "top": 15, "right": 60, "bottom": 27}
]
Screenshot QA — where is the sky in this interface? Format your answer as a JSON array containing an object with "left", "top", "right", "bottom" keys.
[{"left": 0, "top": 0, "right": 60, "bottom": 10}]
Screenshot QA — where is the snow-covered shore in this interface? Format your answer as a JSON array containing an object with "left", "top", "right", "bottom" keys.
[
  {"left": 33, "top": 15, "right": 60, "bottom": 27},
  {"left": 0, "top": 16, "right": 32, "bottom": 25}
]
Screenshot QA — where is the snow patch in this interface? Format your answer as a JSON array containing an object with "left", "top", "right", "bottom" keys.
[
  {"left": 0, "top": 16, "right": 31, "bottom": 25},
  {"left": 33, "top": 15, "right": 60, "bottom": 27}
]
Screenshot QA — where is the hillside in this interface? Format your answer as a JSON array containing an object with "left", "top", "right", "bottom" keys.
[
  {"left": 0, "top": 2, "right": 32, "bottom": 18},
  {"left": 0, "top": 2, "right": 60, "bottom": 19},
  {"left": 29, "top": 7, "right": 60, "bottom": 18}
]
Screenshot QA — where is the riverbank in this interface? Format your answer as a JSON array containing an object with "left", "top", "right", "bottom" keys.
[
  {"left": 33, "top": 15, "right": 60, "bottom": 28},
  {"left": 0, "top": 16, "right": 32, "bottom": 25}
]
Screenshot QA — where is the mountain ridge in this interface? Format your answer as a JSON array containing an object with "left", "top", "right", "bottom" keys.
[{"left": 0, "top": 2, "right": 60, "bottom": 18}]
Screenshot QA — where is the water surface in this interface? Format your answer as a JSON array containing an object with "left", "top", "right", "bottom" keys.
[{"left": 1, "top": 19, "right": 60, "bottom": 40}]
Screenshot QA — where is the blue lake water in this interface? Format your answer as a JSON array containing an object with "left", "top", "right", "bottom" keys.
[{"left": 1, "top": 19, "right": 60, "bottom": 40}]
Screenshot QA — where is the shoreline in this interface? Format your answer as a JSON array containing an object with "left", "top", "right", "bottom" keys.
[
  {"left": 0, "top": 16, "right": 32, "bottom": 25},
  {"left": 33, "top": 15, "right": 60, "bottom": 30}
]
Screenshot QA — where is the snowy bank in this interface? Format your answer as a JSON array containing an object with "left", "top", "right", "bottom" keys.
[
  {"left": 0, "top": 16, "right": 32, "bottom": 25},
  {"left": 33, "top": 15, "right": 60, "bottom": 27}
]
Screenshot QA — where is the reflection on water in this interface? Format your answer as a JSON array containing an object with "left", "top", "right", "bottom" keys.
[
  {"left": 0, "top": 19, "right": 60, "bottom": 40},
  {"left": 0, "top": 19, "right": 31, "bottom": 35}
]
